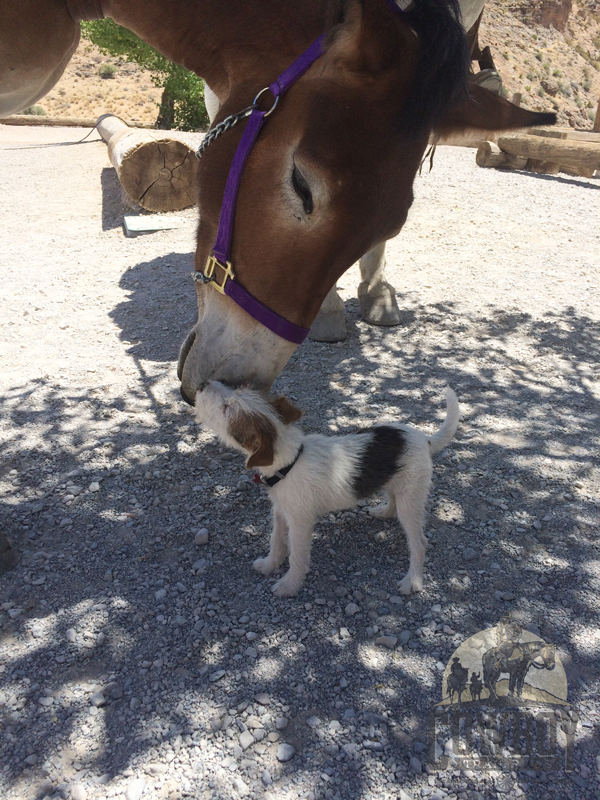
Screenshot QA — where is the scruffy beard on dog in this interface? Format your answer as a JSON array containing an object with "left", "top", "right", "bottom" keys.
[{"left": 196, "top": 382, "right": 460, "bottom": 598}]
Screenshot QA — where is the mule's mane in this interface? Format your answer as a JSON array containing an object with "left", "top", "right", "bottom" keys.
[
  {"left": 399, "top": 0, "right": 470, "bottom": 134},
  {"left": 333, "top": 0, "right": 470, "bottom": 136}
]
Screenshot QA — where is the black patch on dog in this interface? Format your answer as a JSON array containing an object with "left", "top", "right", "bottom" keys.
[{"left": 352, "top": 426, "right": 407, "bottom": 499}]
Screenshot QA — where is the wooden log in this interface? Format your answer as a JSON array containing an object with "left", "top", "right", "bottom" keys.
[
  {"left": 0, "top": 114, "right": 153, "bottom": 128},
  {"left": 476, "top": 141, "right": 527, "bottom": 169},
  {"left": 527, "top": 126, "right": 600, "bottom": 143},
  {"left": 97, "top": 114, "right": 198, "bottom": 212},
  {"left": 525, "top": 158, "right": 560, "bottom": 175},
  {"left": 497, "top": 133, "right": 600, "bottom": 173}
]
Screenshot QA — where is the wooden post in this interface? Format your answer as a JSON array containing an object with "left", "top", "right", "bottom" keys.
[
  {"left": 97, "top": 114, "right": 198, "bottom": 212},
  {"left": 511, "top": 93, "right": 522, "bottom": 107},
  {"left": 593, "top": 99, "right": 600, "bottom": 133}
]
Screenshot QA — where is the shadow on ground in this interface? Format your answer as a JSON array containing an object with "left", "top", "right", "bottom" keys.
[{"left": 0, "top": 283, "right": 598, "bottom": 799}]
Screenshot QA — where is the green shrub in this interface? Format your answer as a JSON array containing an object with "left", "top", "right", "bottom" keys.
[
  {"left": 23, "top": 105, "right": 46, "bottom": 116},
  {"left": 82, "top": 19, "right": 209, "bottom": 130},
  {"left": 99, "top": 63, "right": 117, "bottom": 78},
  {"left": 526, "top": 71, "right": 537, "bottom": 81}
]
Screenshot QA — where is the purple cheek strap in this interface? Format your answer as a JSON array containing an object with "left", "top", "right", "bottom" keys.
[{"left": 193, "top": 35, "right": 326, "bottom": 345}]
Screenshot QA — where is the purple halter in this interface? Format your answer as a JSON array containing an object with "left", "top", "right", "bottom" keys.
[{"left": 194, "top": 35, "right": 326, "bottom": 345}]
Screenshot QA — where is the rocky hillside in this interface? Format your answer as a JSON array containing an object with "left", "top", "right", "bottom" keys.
[
  {"left": 25, "top": 1, "right": 600, "bottom": 130},
  {"left": 480, "top": 0, "right": 600, "bottom": 128}
]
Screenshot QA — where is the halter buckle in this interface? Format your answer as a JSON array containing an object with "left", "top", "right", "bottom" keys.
[{"left": 203, "top": 254, "right": 235, "bottom": 294}]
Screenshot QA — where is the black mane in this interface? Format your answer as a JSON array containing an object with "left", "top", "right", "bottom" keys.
[{"left": 398, "top": 0, "right": 471, "bottom": 134}]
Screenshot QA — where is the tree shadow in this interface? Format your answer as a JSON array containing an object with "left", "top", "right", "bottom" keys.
[{"left": 0, "top": 293, "right": 598, "bottom": 800}]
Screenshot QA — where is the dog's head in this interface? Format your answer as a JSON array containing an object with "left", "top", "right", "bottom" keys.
[{"left": 195, "top": 382, "right": 302, "bottom": 469}]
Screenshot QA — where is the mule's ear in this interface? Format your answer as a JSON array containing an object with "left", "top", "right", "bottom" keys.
[
  {"left": 326, "top": 0, "right": 403, "bottom": 76},
  {"left": 434, "top": 84, "right": 557, "bottom": 135},
  {"left": 269, "top": 396, "right": 303, "bottom": 424}
]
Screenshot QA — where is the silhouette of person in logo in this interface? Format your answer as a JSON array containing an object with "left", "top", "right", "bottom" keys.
[
  {"left": 493, "top": 612, "right": 523, "bottom": 666},
  {"left": 447, "top": 656, "right": 469, "bottom": 703},
  {"left": 469, "top": 671, "right": 483, "bottom": 702}
]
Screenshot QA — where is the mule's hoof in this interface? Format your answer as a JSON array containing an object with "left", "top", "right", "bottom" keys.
[
  {"left": 0, "top": 534, "right": 20, "bottom": 576},
  {"left": 358, "top": 281, "right": 402, "bottom": 326},
  {"left": 309, "top": 311, "right": 347, "bottom": 342}
]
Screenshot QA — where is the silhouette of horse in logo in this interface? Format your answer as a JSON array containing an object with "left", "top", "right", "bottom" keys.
[{"left": 483, "top": 641, "right": 556, "bottom": 701}]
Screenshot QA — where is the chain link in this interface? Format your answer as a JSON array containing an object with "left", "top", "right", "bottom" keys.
[{"left": 195, "top": 105, "right": 255, "bottom": 159}]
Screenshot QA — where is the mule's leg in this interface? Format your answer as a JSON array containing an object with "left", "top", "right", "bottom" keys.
[
  {"left": 253, "top": 508, "right": 289, "bottom": 575},
  {"left": 358, "top": 241, "right": 402, "bottom": 326},
  {"left": 309, "top": 284, "right": 347, "bottom": 342},
  {"left": 272, "top": 518, "right": 316, "bottom": 597},
  {"left": 369, "top": 488, "right": 397, "bottom": 519}
]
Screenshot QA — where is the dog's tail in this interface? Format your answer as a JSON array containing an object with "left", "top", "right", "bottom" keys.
[{"left": 428, "top": 387, "right": 460, "bottom": 455}]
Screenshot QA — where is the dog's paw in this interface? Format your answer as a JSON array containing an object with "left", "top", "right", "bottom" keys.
[
  {"left": 369, "top": 503, "right": 394, "bottom": 519},
  {"left": 272, "top": 575, "right": 302, "bottom": 597},
  {"left": 398, "top": 573, "right": 423, "bottom": 595},
  {"left": 253, "top": 557, "right": 277, "bottom": 575}
]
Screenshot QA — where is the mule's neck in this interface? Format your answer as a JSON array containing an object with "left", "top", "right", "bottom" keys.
[{"left": 105, "top": 0, "right": 328, "bottom": 101}]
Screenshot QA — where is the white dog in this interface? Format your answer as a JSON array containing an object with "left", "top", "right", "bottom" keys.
[{"left": 196, "top": 382, "right": 460, "bottom": 597}]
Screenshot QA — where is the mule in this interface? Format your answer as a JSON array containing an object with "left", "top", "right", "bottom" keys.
[
  {"left": 482, "top": 641, "right": 556, "bottom": 701},
  {"left": 1, "top": 0, "right": 555, "bottom": 405}
]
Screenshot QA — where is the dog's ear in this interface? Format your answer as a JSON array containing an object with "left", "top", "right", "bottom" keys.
[
  {"left": 269, "top": 396, "right": 303, "bottom": 424},
  {"left": 228, "top": 409, "right": 277, "bottom": 469}
]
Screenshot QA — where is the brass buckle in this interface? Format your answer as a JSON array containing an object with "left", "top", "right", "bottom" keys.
[{"left": 204, "top": 254, "right": 235, "bottom": 294}]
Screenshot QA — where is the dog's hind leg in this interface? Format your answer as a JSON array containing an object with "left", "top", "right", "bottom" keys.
[
  {"left": 272, "top": 518, "right": 315, "bottom": 597},
  {"left": 392, "top": 471, "right": 431, "bottom": 594},
  {"left": 254, "top": 508, "right": 289, "bottom": 575},
  {"left": 369, "top": 488, "right": 397, "bottom": 519}
]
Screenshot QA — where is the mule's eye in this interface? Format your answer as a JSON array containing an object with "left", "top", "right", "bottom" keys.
[{"left": 292, "top": 166, "right": 313, "bottom": 215}]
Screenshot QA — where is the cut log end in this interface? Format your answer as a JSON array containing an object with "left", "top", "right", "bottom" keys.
[{"left": 97, "top": 115, "right": 198, "bottom": 212}]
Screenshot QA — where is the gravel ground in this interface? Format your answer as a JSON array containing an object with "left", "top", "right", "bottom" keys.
[{"left": 0, "top": 124, "right": 599, "bottom": 800}]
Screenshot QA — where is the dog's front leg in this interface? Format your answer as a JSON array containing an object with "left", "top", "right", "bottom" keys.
[
  {"left": 272, "top": 517, "right": 315, "bottom": 597},
  {"left": 253, "top": 507, "right": 289, "bottom": 575}
]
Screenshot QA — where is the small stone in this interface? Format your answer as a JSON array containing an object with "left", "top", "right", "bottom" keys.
[
  {"left": 89, "top": 482, "right": 100, "bottom": 493},
  {"left": 155, "top": 589, "right": 167, "bottom": 600},
  {"left": 245, "top": 647, "right": 257, "bottom": 659},
  {"left": 262, "top": 770, "right": 272, "bottom": 786},
  {"left": 462, "top": 548, "right": 477, "bottom": 562},
  {"left": 345, "top": 602, "right": 360, "bottom": 616},
  {"left": 277, "top": 743, "right": 295, "bottom": 762},
  {"left": 306, "top": 715, "right": 321, "bottom": 729},
  {"left": 66, "top": 628, "right": 77, "bottom": 643},
  {"left": 125, "top": 777, "right": 146, "bottom": 800},
  {"left": 275, "top": 717, "right": 288, "bottom": 730},
  {"left": 145, "top": 763, "right": 167, "bottom": 776},
  {"left": 239, "top": 731, "right": 254, "bottom": 750},
  {"left": 89, "top": 691, "right": 106, "bottom": 707},
  {"left": 59, "top": 518, "right": 73, "bottom": 528},
  {"left": 398, "top": 630, "right": 411, "bottom": 646},
  {"left": 39, "top": 696, "right": 54, "bottom": 706},
  {"left": 254, "top": 691, "right": 270, "bottom": 705},
  {"left": 409, "top": 755, "right": 422, "bottom": 774},
  {"left": 210, "top": 669, "right": 226, "bottom": 683},
  {"left": 71, "top": 784, "right": 87, "bottom": 800},
  {"left": 501, "top": 592, "right": 515, "bottom": 601},
  {"left": 233, "top": 777, "right": 250, "bottom": 796},
  {"left": 389, "top": 595, "right": 403, "bottom": 605},
  {"left": 24, "top": 754, "right": 38, "bottom": 766},
  {"left": 129, "top": 697, "right": 141, "bottom": 710},
  {"left": 246, "top": 632, "right": 258, "bottom": 641},
  {"left": 192, "top": 559, "right": 209, "bottom": 573},
  {"left": 375, "top": 635, "right": 398, "bottom": 649},
  {"left": 194, "top": 528, "right": 209, "bottom": 545}
]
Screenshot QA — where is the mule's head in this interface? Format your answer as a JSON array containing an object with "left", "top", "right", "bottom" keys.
[{"left": 179, "top": 0, "right": 555, "bottom": 403}]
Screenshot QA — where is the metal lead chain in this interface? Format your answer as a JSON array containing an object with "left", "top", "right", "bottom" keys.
[{"left": 195, "top": 105, "right": 254, "bottom": 159}]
